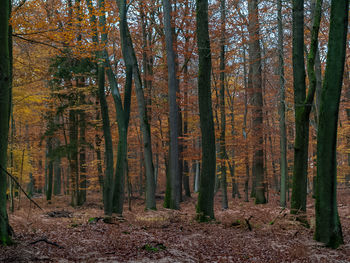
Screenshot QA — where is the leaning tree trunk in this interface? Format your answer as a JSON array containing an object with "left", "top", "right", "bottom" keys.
[
  {"left": 196, "top": 0, "right": 216, "bottom": 221},
  {"left": 248, "top": 0, "right": 266, "bottom": 204},
  {"left": 116, "top": 0, "right": 156, "bottom": 210},
  {"left": 0, "top": 0, "right": 12, "bottom": 245},
  {"left": 315, "top": 0, "right": 348, "bottom": 249}
]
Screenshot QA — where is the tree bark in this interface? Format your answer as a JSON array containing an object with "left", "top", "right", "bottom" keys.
[
  {"left": 163, "top": 0, "right": 180, "bottom": 210},
  {"left": 315, "top": 0, "right": 348, "bottom": 249},
  {"left": 0, "top": 0, "right": 12, "bottom": 244},
  {"left": 248, "top": 0, "right": 266, "bottom": 204},
  {"left": 291, "top": 0, "right": 322, "bottom": 214},
  {"left": 277, "top": 0, "right": 287, "bottom": 208},
  {"left": 196, "top": 0, "right": 216, "bottom": 221},
  {"left": 219, "top": 0, "right": 228, "bottom": 209}
]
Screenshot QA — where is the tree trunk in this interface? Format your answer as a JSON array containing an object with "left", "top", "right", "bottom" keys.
[
  {"left": 291, "top": 0, "right": 322, "bottom": 214},
  {"left": 196, "top": 0, "right": 216, "bottom": 221},
  {"left": 69, "top": 109, "right": 79, "bottom": 207},
  {"left": 248, "top": 0, "right": 266, "bottom": 204},
  {"left": 219, "top": 0, "right": 228, "bottom": 209},
  {"left": 315, "top": 0, "right": 348, "bottom": 249},
  {"left": 86, "top": 0, "right": 115, "bottom": 215},
  {"left": 163, "top": 0, "right": 180, "bottom": 210},
  {"left": 78, "top": 87, "right": 87, "bottom": 206},
  {"left": 277, "top": 0, "right": 287, "bottom": 208},
  {"left": 46, "top": 137, "right": 53, "bottom": 201},
  {"left": 116, "top": 0, "right": 156, "bottom": 210},
  {"left": 0, "top": 0, "right": 12, "bottom": 244}
]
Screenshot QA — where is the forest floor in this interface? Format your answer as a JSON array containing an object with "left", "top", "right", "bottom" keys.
[{"left": 1, "top": 189, "right": 350, "bottom": 262}]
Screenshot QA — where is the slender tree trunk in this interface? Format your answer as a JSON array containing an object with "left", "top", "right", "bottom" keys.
[
  {"left": 69, "top": 109, "right": 79, "bottom": 207},
  {"left": 248, "top": 0, "right": 266, "bottom": 204},
  {"left": 116, "top": 0, "right": 156, "bottom": 210},
  {"left": 78, "top": 108, "right": 86, "bottom": 205},
  {"left": 46, "top": 137, "right": 53, "bottom": 201},
  {"left": 78, "top": 79, "right": 87, "bottom": 205},
  {"left": 219, "top": 0, "right": 228, "bottom": 209},
  {"left": 315, "top": 0, "right": 348, "bottom": 249},
  {"left": 86, "top": 0, "right": 115, "bottom": 215},
  {"left": 183, "top": 66, "right": 191, "bottom": 198},
  {"left": 277, "top": 0, "right": 287, "bottom": 208},
  {"left": 0, "top": 0, "right": 12, "bottom": 244},
  {"left": 53, "top": 152, "right": 61, "bottom": 196},
  {"left": 196, "top": 0, "right": 216, "bottom": 221}
]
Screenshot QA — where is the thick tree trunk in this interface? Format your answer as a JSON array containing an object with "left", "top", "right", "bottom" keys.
[
  {"left": 163, "top": 0, "right": 180, "bottom": 210},
  {"left": 315, "top": 0, "right": 348, "bottom": 249},
  {"left": 248, "top": 0, "right": 266, "bottom": 204},
  {"left": 0, "top": 0, "right": 12, "bottom": 244},
  {"left": 291, "top": 0, "right": 322, "bottom": 214},
  {"left": 196, "top": 0, "right": 216, "bottom": 221}
]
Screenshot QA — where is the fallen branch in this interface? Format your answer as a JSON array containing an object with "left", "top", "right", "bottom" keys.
[
  {"left": 30, "top": 238, "right": 64, "bottom": 249},
  {"left": 245, "top": 215, "right": 253, "bottom": 231},
  {"left": 0, "top": 165, "right": 43, "bottom": 211}
]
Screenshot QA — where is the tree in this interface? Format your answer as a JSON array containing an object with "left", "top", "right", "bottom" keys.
[
  {"left": 247, "top": 0, "right": 266, "bottom": 204},
  {"left": 277, "top": 0, "right": 287, "bottom": 208},
  {"left": 163, "top": 0, "right": 180, "bottom": 209},
  {"left": 196, "top": 0, "right": 216, "bottom": 221},
  {"left": 315, "top": 0, "right": 348, "bottom": 249},
  {"left": 219, "top": 0, "right": 228, "bottom": 209},
  {"left": 0, "top": 0, "right": 12, "bottom": 245},
  {"left": 116, "top": 0, "right": 156, "bottom": 211},
  {"left": 291, "top": 0, "right": 322, "bottom": 214}
]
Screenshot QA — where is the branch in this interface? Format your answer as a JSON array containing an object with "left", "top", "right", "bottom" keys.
[
  {"left": 30, "top": 238, "right": 64, "bottom": 249},
  {"left": 0, "top": 165, "right": 43, "bottom": 211},
  {"left": 12, "top": 34, "right": 61, "bottom": 50}
]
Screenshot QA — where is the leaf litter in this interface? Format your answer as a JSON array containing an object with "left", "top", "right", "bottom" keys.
[{"left": 1, "top": 189, "right": 350, "bottom": 262}]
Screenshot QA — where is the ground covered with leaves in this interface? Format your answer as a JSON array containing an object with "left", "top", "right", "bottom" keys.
[{"left": 1, "top": 190, "right": 350, "bottom": 262}]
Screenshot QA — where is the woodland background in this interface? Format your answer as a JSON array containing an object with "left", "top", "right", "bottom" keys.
[{"left": 0, "top": 0, "right": 349, "bottom": 261}]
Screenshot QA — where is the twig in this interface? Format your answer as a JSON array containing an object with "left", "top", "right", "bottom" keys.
[
  {"left": 0, "top": 165, "right": 43, "bottom": 211},
  {"left": 30, "top": 238, "right": 64, "bottom": 249}
]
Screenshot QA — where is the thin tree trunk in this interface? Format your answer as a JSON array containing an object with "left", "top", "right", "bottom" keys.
[
  {"left": 277, "top": 0, "right": 287, "bottom": 208},
  {"left": 315, "top": 0, "right": 348, "bottom": 248},
  {"left": 69, "top": 109, "right": 79, "bottom": 207},
  {"left": 46, "top": 138, "right": 53, "bottom": 201},
  {"left": 116, "top": 0, "right": 156, "bottom": 210},
  {"left": 219, "top": 0, "right": 228, "bottom": 209},
  {"left": 87, "top": 0, "right": 114, "bottom": 215}
]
